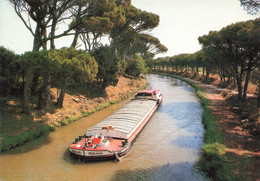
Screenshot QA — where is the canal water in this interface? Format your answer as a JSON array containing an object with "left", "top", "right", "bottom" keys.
[{"left": 0, "top": 74, "right": 206, "bottom": 181}]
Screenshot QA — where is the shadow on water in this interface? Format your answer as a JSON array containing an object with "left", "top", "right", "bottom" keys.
[
  {"left": 111, "top": 162, "right": 206, "bottom": 181},
  {"left": 1, "top": 134, "right": 52, "bottom": 155},
  {"left": 171, "top": 135, "right": 203, "bottom": 150}
]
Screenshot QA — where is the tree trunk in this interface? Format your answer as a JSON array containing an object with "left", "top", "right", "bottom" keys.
[
  {"left": 42, "top": 27, "right": 47, "bottom": 50},
  {"left": 31, "top": 75, "right": 39, "bottom": 95},
  {"left": 56, "top": 88, "right": 65, "bottom": 108},
  {"left": 38, "top": 74, "right": 51, "bottom": 110},
  {"left": 242, "top": 64, "right": 252, "bottom": 102},
  {"left": 257, "top": 80, "right": 260, "bottom": 124},
  {"left": 56, "top": 78, "right": 68, "bottom": 108},
  {"left": 236, "top": 75, "right": 243, "bottom": 104},
  {"left": 219, "top": 69, "right": 223, "bottom": 83},
  {"left": 33, "top": 24, "right": 43, "bottom": 51},
  {"left": 50, "top": 18, "right": 57, "bottom": 49},
  {"left": 71, "top": 29, "right": 79, "bottom": 48},
  {"left": 71, "top": 5, "right": 82, "bottom": 48},
  {"left": 23, "top": 24, "right": 43, "bottom": 114},
  {"left": 23, "top": 67, "right": 34, "bottom": 114},
  {"left": 206, "top": 67, "right": 210, "bottom": 79},
  {"left": 242, "top": 75, "right": 249, "bottom": 102}
]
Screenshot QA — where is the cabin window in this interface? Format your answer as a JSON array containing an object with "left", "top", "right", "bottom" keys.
[{"left": 136, "top": 93, "right": 152, "bottom": 97}]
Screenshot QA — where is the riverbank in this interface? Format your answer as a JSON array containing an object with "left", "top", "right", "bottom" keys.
[
  {"left": 0, "top": 76, "right": 147, "bottom": 152},
  {"left": 154, "top": 71, "right": 260, "bottom": 181}
]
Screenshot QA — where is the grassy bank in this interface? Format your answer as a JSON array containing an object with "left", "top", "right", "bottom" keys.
[
  {"left": 156, "top": 72, "right": 235, "bottom": 180},
  {"left": 0, "top": 77, "right": 147, "bottom": 153}
]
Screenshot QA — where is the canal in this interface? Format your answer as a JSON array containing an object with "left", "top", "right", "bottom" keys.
[{"left": 0, "top": 74, "right": 206, "bottom": 180}]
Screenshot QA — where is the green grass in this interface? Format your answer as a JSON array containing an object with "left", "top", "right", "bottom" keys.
[
  {"left": 156, "top": 72, "right": 235, "bottom": 181},
  {"left": 0, "top": 125, "right": 53, "bottom": 152}
]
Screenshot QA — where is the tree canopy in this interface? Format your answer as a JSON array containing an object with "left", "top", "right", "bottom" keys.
[
  {"left": 239, "top": 0, "right": 260, "bottom": 15},
  {"left": 7, "top": 0, "right": 167, "bottom": 114},
  {"left": 152, "top": 18, "right": 259, "bottom": 106}
]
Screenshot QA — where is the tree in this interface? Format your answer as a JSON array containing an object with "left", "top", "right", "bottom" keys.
[
  {"left": 125, "top": 55, "right": 148, "bottom": 77},
  {"left": 35, "top": 51, "right": 52, "bottom": 110},
  {"left": 9, "top": 0, "right": 77, "bottom": 51},
  {"left": 236, "top": 19, "right": 259, "bottom": 101},
  {"left": 19, "top": 51, "right": 46, "bottom": 114},
  {"left": 173, "top": 54, "right": 190, "bottom": 73},
  {"left": 109, "top": 3, "right": 167, "bottom": 59},
  {"left": 10, "top": 0, "right": 79, "bottom": 113},
  {"left": 79, "top": 16, "right": 113, "bottom": 52},
  {"left": 199, "top": 19, "right": 260, "bottom": 103},
  {"left": 47, "top": 48, "right": 98, "bottom": 107},
  {"left": 69, "top": 0, "right": 117, "bottom": 49},
  {"left": 91, "top": 46, "right": 119, "bottom": 92},
  {"left": 127, "top": 34, "right": 167, "bottom": 59},
  {"left": 0, "top": 47, "right": 20, "bottom": 98},
  {"left": 192, "top": 50, "right": 204, "bottom": 74}
]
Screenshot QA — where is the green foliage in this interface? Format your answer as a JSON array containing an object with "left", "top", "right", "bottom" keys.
[
  {"left": 109, "top": 2, "right": 167, "bottom": 59},
  {"left": 0, "top": 46, "right": 21, "bottom": 96},
  {"left": 91, "top": 46, "right": 119, "bottom": 92},
  {"left": 239, "top": 0, "right": 260, "bottom": 15},
  {"left": 19, "top": 51, "right": 47, "bottom": 69},
  {"left": 47, "top": 48, "right": 97, "bottom": 82},
  {"left": 0, "top": 125, "right": 52, "bottom": 152},
  {"left": 198, "top": 143, "right": 235, "bottom": 181},
  {"left": 47, "top": 48, "right": 98, "bottom": 107},
  {"left": 75, "top": 0, "right": 125, "bottom": 51},
  {"left": 125, "top": 55, "right": 148, "bottom": 77},
  {"left": 198, "top": 18, "right": 259, "bottom": 102},
  {"left": 152, "top": 19, "right": 259, "bottom": 103},
  {"left": 118, "top": 59, "right": 127, "bottom": 75}
]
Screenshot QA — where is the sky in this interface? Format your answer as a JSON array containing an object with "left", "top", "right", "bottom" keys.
[{"left": 0, "top": 0, "right": 258, "bottom": 58}]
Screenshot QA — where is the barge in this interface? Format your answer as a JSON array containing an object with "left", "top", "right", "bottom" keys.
[{"left": 68, "top": 90, "right": 163, "bottom": 161}]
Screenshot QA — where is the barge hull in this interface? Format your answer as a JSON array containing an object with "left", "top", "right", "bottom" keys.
[{"left": 69, "top": 143, "right": 131, "bottom": 162}]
